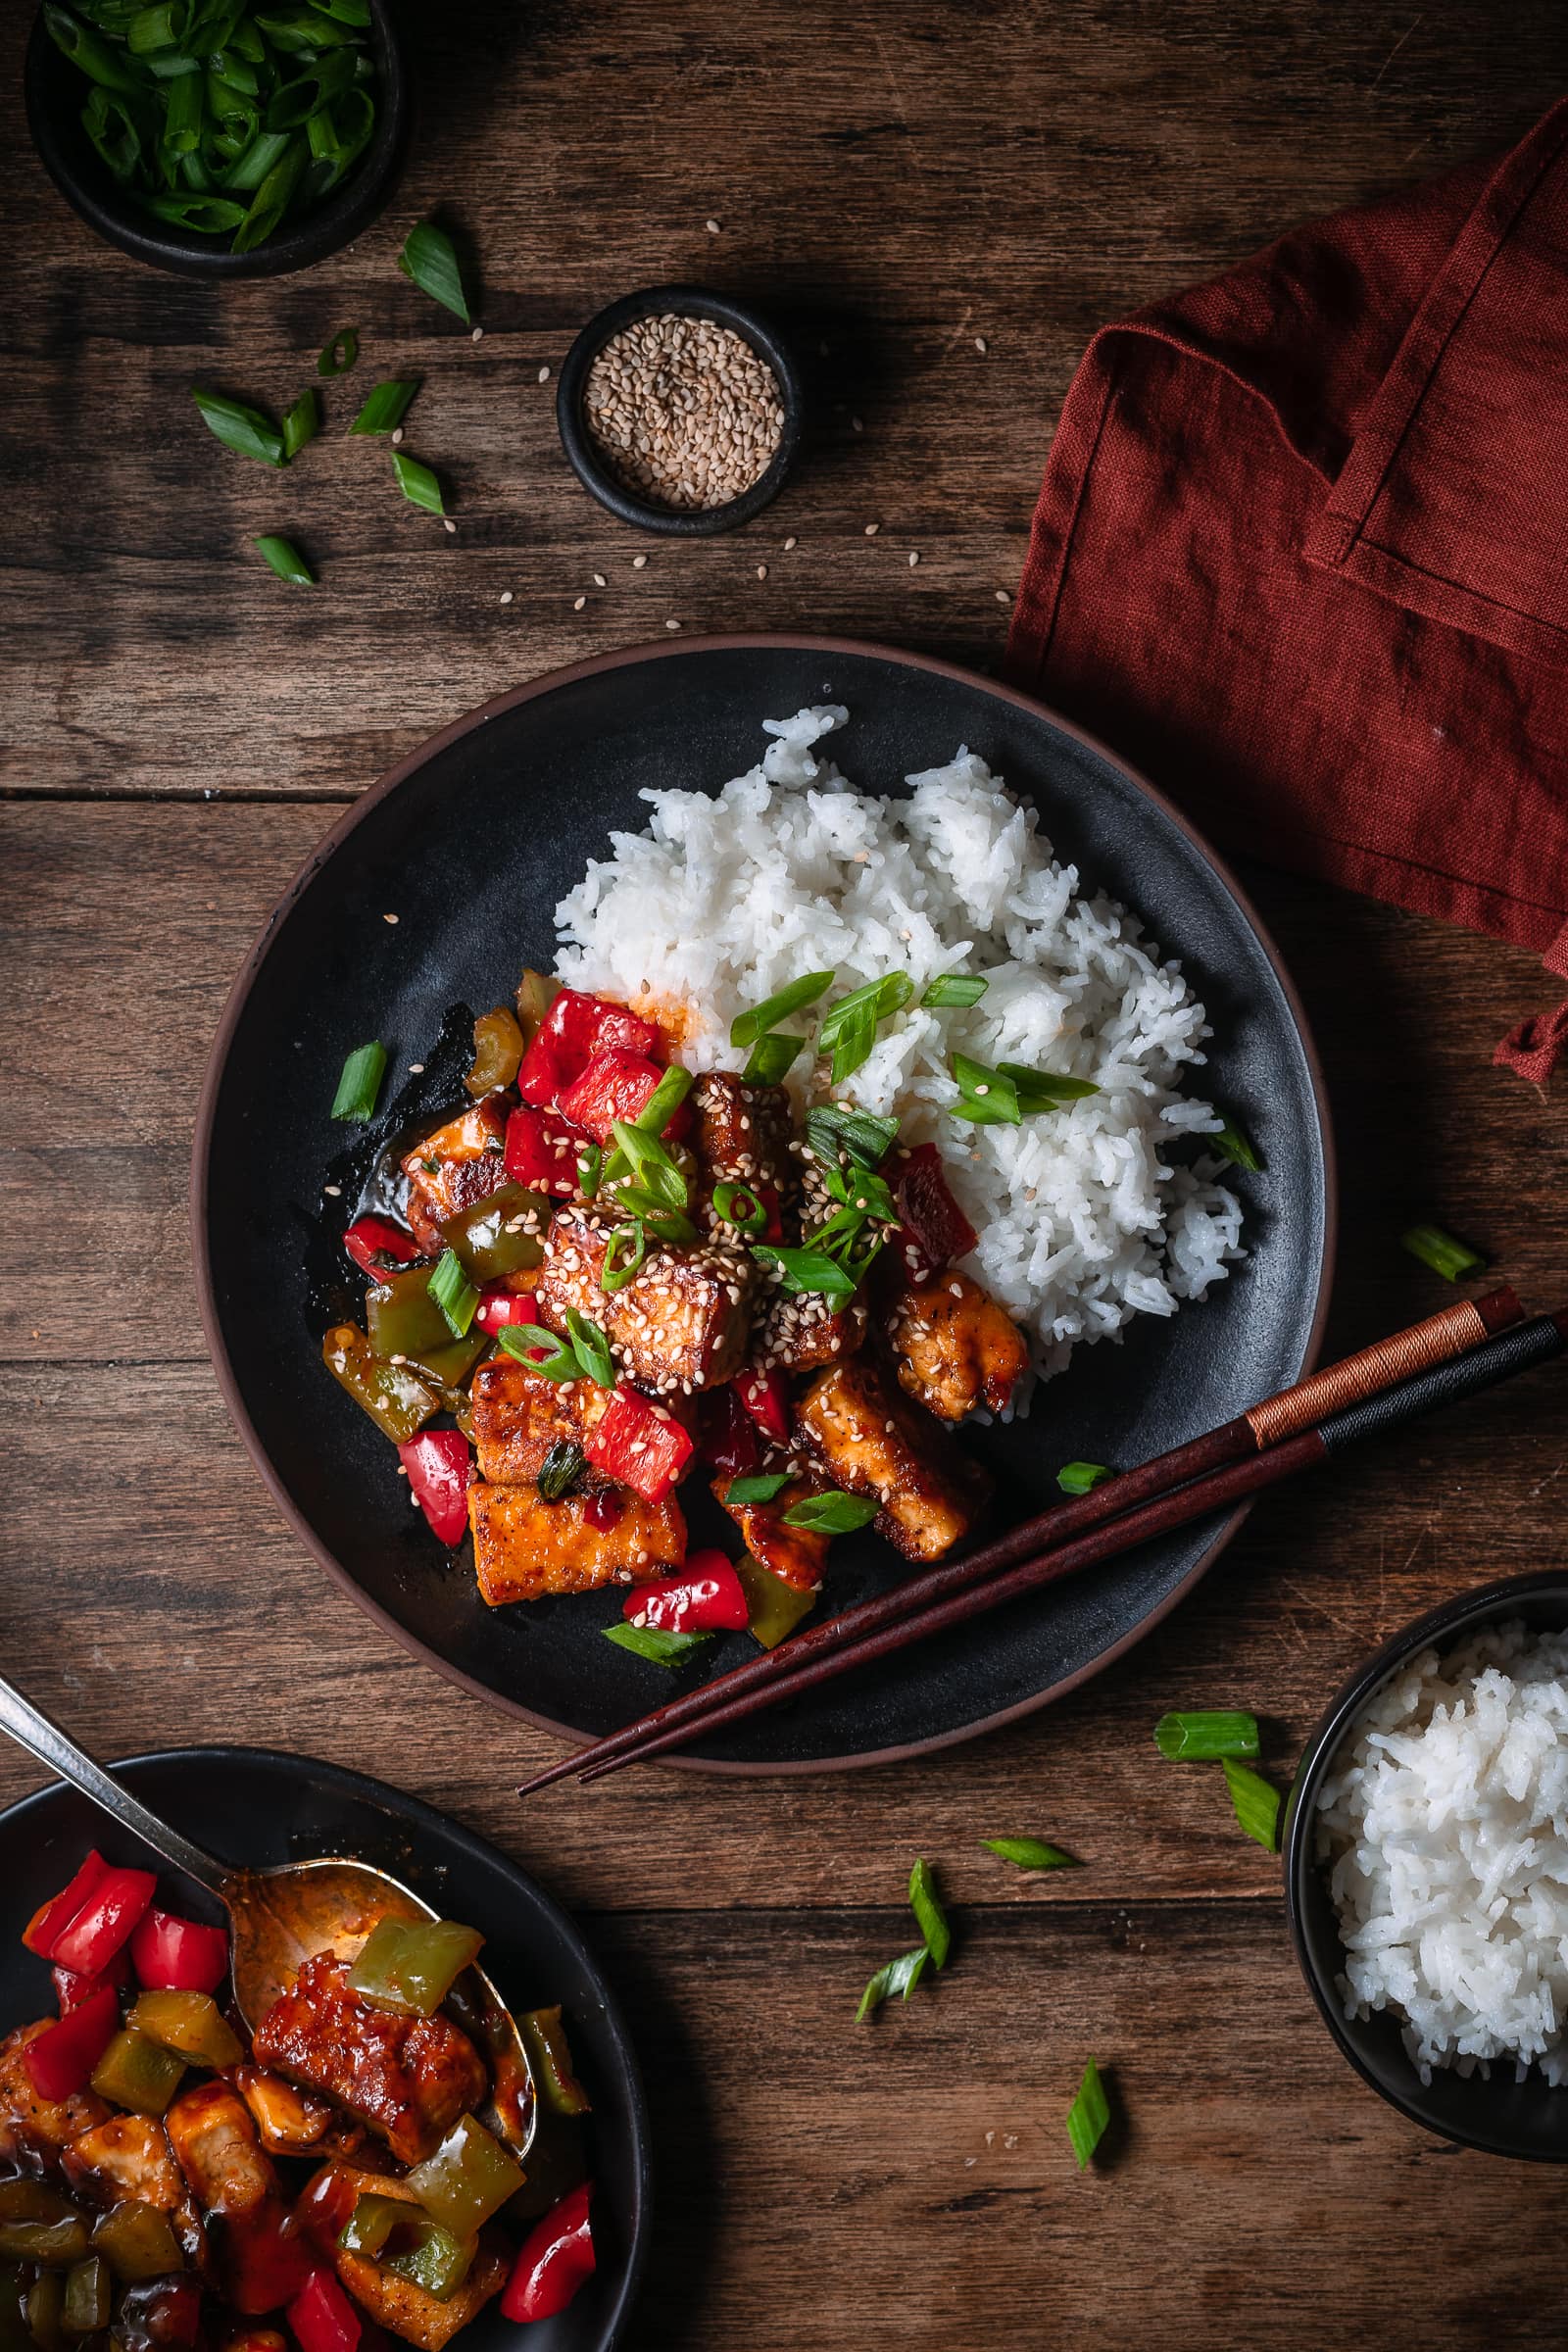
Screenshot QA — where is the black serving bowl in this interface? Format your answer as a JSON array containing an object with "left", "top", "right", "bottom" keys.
[
  {"left": 24, "top": 2, "right": 410, "bottom": 279},
  {"left": 556, "top": 284, "right": 804, "bottom": 536},
  {"left": 1285, "top": 1571, "right": 1568, "bottom": 2161}
]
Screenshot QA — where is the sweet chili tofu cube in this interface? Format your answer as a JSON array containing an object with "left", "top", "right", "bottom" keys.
[
  {"left": 468, "top": 1358, "right": 614, "bottom": 1485},
  {"left": 795, "top": 1357, "right": 991, "bottom": 1561},
  {"left": 755, "top": 1285, "right": 868, "bottom": 1374},
  {"left": 467, "top": 1481, "right": 686, "bottom": 1603},
  {"left": 64, "top": 2110, "right": 198, "bottom": 2230},
  {"left": 164, "top": 2080, "right": 284, "bottom": 2217},
  {"left": 713, "top": 1472, "right": 831, "bottom": 1592},
  {"left": 252, "top": 1953, "right": 484, "bottom": 2167},
  {"left": 691, "top": 1072, "right": 795, "bottom": 1186},
  {"left": 400, "top": 1102, "right": 510, "bottom": 1253},
  {"left": 884, "top": 1269, "right": 1031, "bottom": 1421},
  {"left": 298, "top": 2163, "right": 511, "bottom": 2352},
  {"left": 536, "top": 1205, "right": 758, "bottom": 1395}
]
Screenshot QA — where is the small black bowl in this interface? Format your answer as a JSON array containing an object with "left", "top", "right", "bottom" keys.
[
  {"left": 1285, "top": 1570, "right": 1568, "bottom": 2160},
  {"left": 24, "top": 2, "right": 410, "bottom": 279},
  {"left": 556, "top": 284, "right": 803, "bottom": 536}
]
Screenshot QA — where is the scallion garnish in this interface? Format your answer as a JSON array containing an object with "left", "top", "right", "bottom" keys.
[
  {"left": 823, "top": 1161, "right": 898, "bottom": 1223},
  {"left": 1212, "top": 1117, "right": 1263, "bottom": 1173},
  {"left": 1066, "top": 2058, "right": 1110, "bottom": 2170},
  {"left": 318, "top": 328, "right": 360, "bottom": 377},
  {"left": 253, "top": 534, "right": 315, "bottom": 586},
  {"left": 613, "top": 1191, "right": 697, "bottom": 1244},
  {"left": 391, "top": 452, "right": 447, "bottom": 515},
  {"left": 576, "top": 1142, "right": 603, "bottom": 1200},
  {"left": 781, "top": 1491, "right": 879, "bottom": 1535},
  {"left": 1400, "top": 1223, "right": 1485, "bottom": 1282},
  {"left": 603, "top": 1623, "right": 711, "bottom": 1668},
  {"left": 397, "top": 220, "right": 471, "bottom": 323},
  {"left": 750, "top": 1243, "right": 858, "bottom": 1306},
  {"left": 723, "top": 1470, "right": 792, "bottom": 1505},
  {"left": 730, "top": 970, "right": 835, "bottom": 1050},
  {"left": 633, "top": 1063, "right": 693, "bottom": 1135},
  {"left": 907, "top": 1859, "right": 950, "bottom": 1970},
  {"left": 921, "top": 973, "right": 989, "bottom": 1009},
  {"left": 350, "top": 378, "right": 420, "bottom": 436},
  {"left": 330, "top": 1041, "right": 386, "bottom": 1122},
  {"left": 856, "top": 1946, "right": 929, "bottom": 2023},
  {"left": 536, "top": 1439, "right": 586, "bottom": 1503},
  {"left": 804, "top": 1105, "right": 900, "bottom": 1170},
  {"left": 281, "top": 388, "right": 318, "bottom": 459},
  {"left": 605, "top": 1118, "right": 687, "bottom": 1207},
  {"left": 712, "top": 1181, "right": 767, "bottom": 1236},
  {"left": 600, "top": 1222, "right": 647, "bottom": 1294},
  {"left": 743, "top": 1031, "right": 808, "bottom": 1085},
  {"left": 191, "top": 385, "right": 284, "bottom": 467},
  {"left": 564, "top": 1308, "right": 614, "bottom": 1388},
  {"left": 1222, "top": 1758, "right": 1281, "bottom": 1851},
  {"left": 427, "top": 1248, "right": 478, "bottom": 1339},
  {"left": 981, "top": 1838, "right": 1080, "bottom": 1871},
  {"left": 1153, "top": 1710, "right": 1259, "bottom": 1761},
  {"left": 818, "top": 973, "right": 912, "bottom": 1083},
  {"left": 950, "top": 1053, "right": 1100, "bottom": 1126},
  {"left": 496, "top": 1325, "right": 576, "bottom": 1381},
  {"left": 1056, "top": 1461, "right": 1112, "bottom": 1495}
]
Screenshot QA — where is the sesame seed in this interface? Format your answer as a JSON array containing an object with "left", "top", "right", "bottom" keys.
[
  {"left": 322, "top": 1183, "right": 342, "bottom": 1199},
  {"left": 996, "top": 589, "right": 1011, "bottom": 605},
  {"left": 851, "top": 416, "right": 863, "bottom": 434},
  {"left": 573, "top": 596, "right": 587, "bottom": 611},
  {"left": 383, "top": 911, "right": 399, "bottom": 924},
  {"left": 864, "top": 521, "right": 879, "bottom": 536},
  {"left": 499, "top": 590, "right": 514, "bottom": 605},
  {"left": 632, "top": 554, "right": 648, "bottom": 568},
  {"left": 908, "top": 551, "right": 920, "bottom": 567},
  {"left": 538, "top": 366, "right": 551, "bottom": 383},
  {"left": 443, "top": 518, "right": 457, "bottom": 533},
  {"left": 409, "top": 1062, "right": 424, "bottom": 1073},
  {"left": 391, "top": 427, "right": 403, "bottom": 445},
  {"left": 784, "top": 535, "right": 798, "bottom": 551},
  {"left": 975, "top": 335, "right": 988, "bottom": 354},
  {"left": 471, "top": 325, "right": 484, "bottom": 342},
  {"left": 706, "top": 218, "right": 721, "bottom": 232},
  {"left": 975, "top": 1083, "right": 989, "bottom": 1096},
  {"left": 756, "top": 564, "right": 767, "bottom": 579},
  {"left": 665, "top": 617, "right": 681, "bottom": 631},
  {"left": 592, "top": 572, "right": 607, "bottom": 587}
]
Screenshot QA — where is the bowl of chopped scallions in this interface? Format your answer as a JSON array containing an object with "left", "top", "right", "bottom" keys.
[{"left": 25, "top": 0, "right": 410, "bottom": 276}]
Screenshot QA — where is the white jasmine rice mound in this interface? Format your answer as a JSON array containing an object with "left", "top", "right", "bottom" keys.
[
  {"left": 1316, "top": 1621, "right": 1568, "bottom": 2084},
  {"left": 553, "top": 705, "right": 1243, "bottom": 1392}
]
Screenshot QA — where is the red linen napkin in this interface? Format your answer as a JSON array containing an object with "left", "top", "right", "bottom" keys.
[{"left": 1004, "top": 100, "right": 1568, "bottom": 1082}]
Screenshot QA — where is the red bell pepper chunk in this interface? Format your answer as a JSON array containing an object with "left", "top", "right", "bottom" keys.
[
  {"left": 53, "top": 1947, "right": 130, "bottom": 2016},
  {"left": 396, "top": 1430, "right": 471, "bottom": 1546},
  {"left": 342, "top": 1217, "right": 420, "bottom": 1279},
  {"left": 582, "top": 1387, "right": 694, "bottom": 1504},
  {"left": 734, "top": 1365, "right": 791, "bottom": 1446},
  {"left": 706, "top": 1381, "right": 761, "bottom": 1477},
  {"left": 623, "top": 1549, "right": 749, "bottom": 1635},
  {"left": 504, "top": 1104, "right": 595, "bottom": 1197},
  {"left": 558, "top": 1049, "right": 670, "bottom": 1145},
  {"left": 473, "top": 1288, "right": 540, "bottom": 1336},
  {"left": 47, "top": 1865, "right": 157, "bottom": 1979},
  {"left": 516, "top": 989, "right": 662, "bottom": 1109},
  {"left": 23, "top": 1984, "right": 120, "bottom": 2102},
  {"left": 287, "top": 2270, "right": 364, "bottom": 2352},
  {"left": 500, "top": 2180, "right": 596, "bottom": 2326},
  {"left": 894, "top": 1142, "right": 978, "bottom": 1276},
  {"left": 225, "top": 2200, "right": 318, "bottom": 2317},
  {"left": 128, "top": 1907, "right": 229, "bottom": 1996},
  {"left": 24, "top": 1852, "right": 113, "bottom": 1958}
]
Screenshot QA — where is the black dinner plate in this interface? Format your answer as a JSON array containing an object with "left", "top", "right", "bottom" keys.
[
  {"left": 0, "top": 1747, "right": 650, "bottom": 2347},
  {"left": 193, "top": 638, "right": 1334, "bottom": 1770}
]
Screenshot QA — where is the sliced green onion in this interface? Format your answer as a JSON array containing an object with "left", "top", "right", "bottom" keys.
[
  {"left": 613, "top": 1191, "right": 696, "bottom": 1243},
  {"left": 600, "top": 1222, "right": 647, "bottom": 1294},
  {"left": 536, "top": 1440, "right": 586, "bottom": 1503},
  {"left": 907, "top": 1859, "right": 950, "bottom": 1969},
  {"left": 83, "top": 87, "right": 146, "bottom": 178},
  {"left": 161, "top": 62, "right": 205, "bottom": 157},
  {"left": 1400, "top": 1223, "right": 1485, "bottom": 1282},
  {"left": 231, "top": 130, "right": 306, "bottom": 253},
  {"left": 981, "top": 1838, "right": 1080, "bottom": 1872},
  {"left": 723, "top": 1470, "right": 791, "bottom": 1505},
  {"left": 1154, "top": 1710, "right": 1259, "bottom": 1761},
  {"left": 951, "top": 1053, "right": 1100, "bottom": 1127},
  {"left": 997, "top": 1060, "right": 1102, "bottom": 1106},
  {"left": 921, "top": 973, "right": 989, "bottom": 1009},
  {"left": 280, "top": 387, "right": 318, "bottom": 459},
  {"left": 308, "top": 0, "right": 371, "bottom": 21},
  {"left": 1212, "top": 1117, "right": 1262, "bottom": 1173},
  {"left": 857, "top": 1946, "right": 928, "bottom": 2023},
  {"left": 1066, "top": 2058, "right": 1109, "bottom": 2170},
  {"left": 350, "top": 377, "right": 419, "bottom": 435},
  {"left": 603, "top": 1624, "right": 710, "bottom": 1667},
  {"left": 823, "top": 1161, "right": 898, "bottom": 1223},
  {"left": 751, "top": 1243, "right": 858, "bottom": 1306},
  {"left": 318, "top": 327, "right": 360, "bottom": 375},
  {"left": 330, "top": 1040, "right": 385, "bottom": 1121},
  {"left": 781, "top": 1491, "right": 878, "bottom": 1535},
  {"left": 253, "top": 533, "right": 314, "bottom": 585},
  {"left": 265, "top": 43, "right": 357, "bottom": 129},
  {"left": 828, "top": 999, "right": 878, "bottom": 1087},
  {"left": 804, "top": 1105, "right": 899, "bottom": 1170},
  {"left": 43, "top": 6, "right": 144, "bottom": 92},
  {"left": 1056, "top": 1461, "right": 1112, "bottom": 1496},
  {"left": 817, "top": 972, "right": 913, "bottom": 1052},
  {"left": 127, "top": 3, "right": 187, "bottom": 55},
  {"left": 633, "top": 1063, "right": 693, "bottom": 1134},
  {"left": 223, "top": 125, "right": 289, "bottom": 189},
  {"left": 743, "top": 1031, "right": 808, "bottom": 1085},
  {"left": 575, "top": 1142, "right": 603, "bottom": 1200},
  {"left": 391, "top": 451, "right": 446, "bottom": 514},
  {"left": 606, "top": 1118, "right": 687, "bottom": 1206},
  {"left": 496, "top": 1325, "right": 576, "bottom": 1381},
  {"left": 730, "top": 970, "right": 834, "bottom": 1050},
  {"left": 191, "top": 384, "right": 283, "bottom": 466},
  {"left": 564, "top": 1308, "right": 614, "bottom": 1389},
  {"left": 144, "top": 191, "right": 247, "bottom": 230},
  {"left": 398, "top": 220, "right": 471, "bottom": 323},
  {"left": 712, "top": 1181, "right": 767, "bottom": 1236},
  {"left": 1222, "top": 1758, "right": 1281, "bottom": 1851},
  {"left": 427, "top": 1248, "right": 478, "bottom": 1339}
]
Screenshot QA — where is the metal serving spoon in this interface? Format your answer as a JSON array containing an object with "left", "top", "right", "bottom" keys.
[{"left": 0, "top": 1671, "right": 536, "bottom": 2149}]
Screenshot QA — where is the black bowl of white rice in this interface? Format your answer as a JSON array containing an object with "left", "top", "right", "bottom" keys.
[{"left": 1286, "top": 1573, "right": 1568, "bottom": 2160}]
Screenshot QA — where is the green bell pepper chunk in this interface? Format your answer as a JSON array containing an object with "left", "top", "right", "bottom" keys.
[
  {"left": 383, "top": 2220, "right": 474, "bottom": 2303},
  {"left": 366, "top": 1264, "right": 459, "bottom": 1362},
  {"left": 0, "top": 2188, "right": 74, "bottom": 2228},
  {"left": 439, "top": 1185, "right": 548, "bottom": 1285},
  {"left": 734, "top": 1550, "right": 817, "bottom": 1649},
  {"left": 89, "top": 2029, "right": 185, "bottom": 2116},
  {"left": 338, "top": 2194, "right": 408, "bottom": 2260},
  {"left": 128, "top": 1989, "right": 243, "bottom": 2071},
  {"left": 403, "top": 2114, "right": 525, "bottom": 2238},
  {"left": 518, "top": 2007, "right": 590, "bottom": 2119},
  {"left": 90, "top": 2201, "right": 183, "bottom": 2283},
  {"left": 403, "top": 1328, "right": 490, "bottom": 1394},
  {"left": 347, "top": 1918, "right": 484, "bottom": 2017},
  {"left": 26, "top": 2270, "right": 66, "bottom": 2352},
  {"left": 61, "top": 2261, "right": 109, "bottom": 2339},
  {"left": 322, "top": 1325, "right": 439, "bottom": 1444},
  {"left": 0, "top": 2222, "right": 87, "bottom": 2269}
]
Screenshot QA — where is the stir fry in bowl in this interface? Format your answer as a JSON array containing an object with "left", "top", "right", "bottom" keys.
[
  {"left": 321, "top": 972, "right": 1033, "bottom": 1659},
  {"left": 0, "top": 1854, "right": 599, "bottom": 2346}
]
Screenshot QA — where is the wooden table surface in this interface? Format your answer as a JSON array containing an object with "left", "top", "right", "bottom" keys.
[{"left": 5, "top": 3, "right": 1568, "bottom": 2344}]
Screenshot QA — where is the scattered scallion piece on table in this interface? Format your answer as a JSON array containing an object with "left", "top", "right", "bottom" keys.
[
  {"left": 603, "top": 1624, "right": 711, "bottom": 1668},
  {"left": 743, "top": 1031, "right": 808, "bottom": 1084},
  {"left": 1222, "top": 1758, "right": 1281, "bottom": 1851},
  {"left": 191, "top": 385, "right": 284, "bottom": 466},
  {"left": 907, "top": 1859, "right": 950, "bottom": 1969},
  {"left": 253, "top": 533, "right": 314, "bottom": 585},
  {"left": 921, "top": 973, "right": 989, "bottom": 1009},
  {"left": 730, "top": 970, "right": 835, "bottom": 1050},
  {"left": 1153, "top": 1710, "right": 1259, "bottom": 1761},
  {"left": 981, "top": 1838, "right": 1080, "bottom": 1872},
  {"left": 1066, "top": 2058, "right": 1110, "bottom": 2170},
  {"left": 723, "top": 1470, "right": 792, "bottom": 1506},
  {"left": 392, "top": 451, "right": 446, "bottom": 514},
  {"left": 781, "top": 1491, "right": 880, "bottom": 1535},
  {"left": 398, "top": 220, "right": 471, "bottom": 323},
  {"left": 1400, "top": 1222, "right": 1486, "bottom": 1282},
  {"left": 330, "top": 1041, "right": 386, "bottom": 1122},
  {"left": 856, "top": 1946, "right": 929, "bottom": 2024},
  {"left": 350, "top": 377, "right": 420, "bottom": 435},
  {"left": 1056, "top": 1461, "right": 1112, "bottom": 1496},
  {"left": 280, "top": 388, "right": 318, "bottom": 459},
  {"left": 1212, "top": 1116, "right": 1263, "bottom": 1173},
  {"left": 426, "top": 1249, "right": 478, "bottom": 1339},
  {"left": 318, "top": 328, "right": 361, "bottom": 376}
]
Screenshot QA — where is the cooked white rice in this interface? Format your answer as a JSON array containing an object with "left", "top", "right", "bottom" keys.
[
  {"left": 1316, "top": 1621, "right": 1568, "bottom": 2084},
  {"left": 554, "top": 705, "right": 1242, "bottom": 1391}
]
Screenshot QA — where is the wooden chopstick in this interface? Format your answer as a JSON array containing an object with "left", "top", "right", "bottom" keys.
[{"left": 517, "top": 1287, "right": 1523, "bottom": 1795}]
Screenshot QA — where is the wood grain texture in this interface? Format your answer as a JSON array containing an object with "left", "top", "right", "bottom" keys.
[{"left": 5, "top": 0, "right": 1568, "bottom": 2342}]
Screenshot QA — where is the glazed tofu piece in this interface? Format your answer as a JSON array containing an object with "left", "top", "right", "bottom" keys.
[
  {"left": 165, "top": 2082, "right": 280, "bottom": 2218},
  {"left": 400, "top": 1101, "right": 510, "bottom": 1253},
  {"left": 692, "top": 1071, "right": 795, "bottom": 1185},
  {"left": 468, "top": 1358, "right": 614, "bottom": 1486},
  {"left": 713, "top": 1472, "right": 830, "bottom": 1592},
  {"left": 299, "top": 2165, "right": 510, "bottom": 2352},
  {"left": 64, "top": 2111, "right": 195, "bottom": 2224},
  {"left": 0, "top": 2023, "right": 109, "bottom": 2165},
  {"left": 536, "top": 1204, "right": 758, "bottom": 1395},
  {"left": 795, "top": 1357, "right": 990, "bottom": 1561},
  {"left": 754, "top": 1285, "right": 867, "bottom": 1375},
  {"left": 231, "top": 2066, "right": 349, "bottom": 2159},
  {"left": 884, "top": 1270, "right": 1031, "bottom": 1421},
  {"left": 253, "top": 1953, "right": 484, "bottom": 2167},
  {"left": 468, "top": 1481, "right": 686, "bottom": 1603}
]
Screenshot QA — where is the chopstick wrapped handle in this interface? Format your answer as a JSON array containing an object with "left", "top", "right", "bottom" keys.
[{"left": 1315, "top": 1313, "right": 1566, "bottom": 1453}]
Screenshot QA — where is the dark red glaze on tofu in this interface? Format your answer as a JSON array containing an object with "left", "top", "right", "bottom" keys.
[{"left": 251, "top": 1952, "right": 485, "bottom": 2165}]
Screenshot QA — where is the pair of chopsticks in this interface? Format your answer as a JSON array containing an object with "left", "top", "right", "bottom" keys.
[{"left": 518, "top": 1286, "right": 1557, "bottom": 1794}]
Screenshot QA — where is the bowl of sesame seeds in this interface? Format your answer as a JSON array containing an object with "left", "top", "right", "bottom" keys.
[{"left": 556, "top": 284, "right": 803, "bottom": 536}]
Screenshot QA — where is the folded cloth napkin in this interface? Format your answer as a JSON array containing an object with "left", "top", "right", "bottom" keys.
[{"left": 1004, "top": 99, "right": 1568, "bottom": 1081}]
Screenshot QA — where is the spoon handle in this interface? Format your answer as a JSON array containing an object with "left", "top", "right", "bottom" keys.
[{"left": 0, "top": 1672, "right": 230, "bottom": 1901}]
